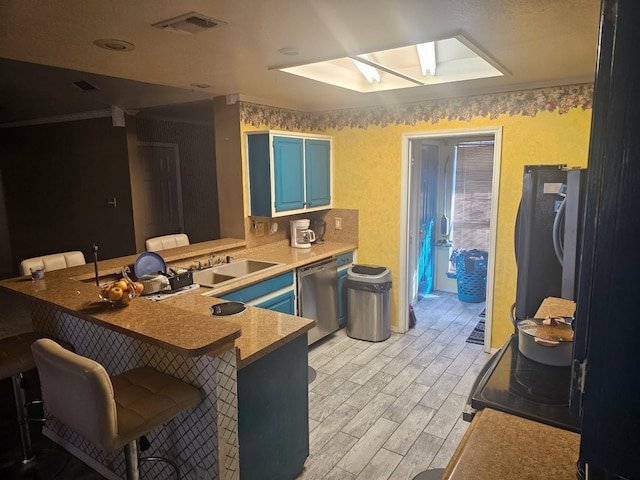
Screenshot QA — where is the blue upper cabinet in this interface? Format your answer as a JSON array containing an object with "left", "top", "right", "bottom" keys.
[
  {"left": 247, "top": 131, "right": 332, "bottom": 217},
  {"left": 305, "top": 139, "right": 331, "bottom": 208},
  {"left": 274, "top": 137, "right": 305, "bottom": 212}
]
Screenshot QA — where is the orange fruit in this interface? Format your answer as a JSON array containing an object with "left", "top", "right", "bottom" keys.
[
  {"left": 133, "top": 282, "right": 144, "bottom": 294},
  {"left": 108, "top": 287, "right": 124, "bottom": 301}
]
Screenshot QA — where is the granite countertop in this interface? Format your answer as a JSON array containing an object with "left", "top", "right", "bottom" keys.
[
  {"left": 161, "top": 240, "right": 356, "bottom": 367},
  {"left": 0, "top": 238, "right": 356, "bottom": 366},
  {"left": 443, "top": 408, "right": 580, "bottom": 479}
]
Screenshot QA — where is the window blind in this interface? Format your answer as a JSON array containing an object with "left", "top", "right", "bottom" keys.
[{"left": 451, "top": 142, "right": 494, "bottom": 252}]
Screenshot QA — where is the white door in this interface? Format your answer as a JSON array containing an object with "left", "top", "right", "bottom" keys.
[{"left": 136, "top": 144, "right": 184, "bottom": 239}]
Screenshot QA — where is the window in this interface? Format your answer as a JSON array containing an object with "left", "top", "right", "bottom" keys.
[{"left": 450, "top": 140, "right": 494, "bottom": 252}]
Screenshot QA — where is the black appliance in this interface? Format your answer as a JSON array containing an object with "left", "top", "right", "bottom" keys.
[
  {"left": 466, "top": 165, "right": 585, "bottom": 434},
  {"left": 569, "top": 1, "right": 640, "bottom": 479},
  {"left": 514, "top": 165, "right": 585, "bottom": 321},
  {"left": 466, "top": 334, "right": 581, "bottom": 433}
]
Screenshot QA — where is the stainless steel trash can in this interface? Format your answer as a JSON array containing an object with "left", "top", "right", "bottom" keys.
[{"left": 345, "top": 264, "right": 392, "bottom": 342}]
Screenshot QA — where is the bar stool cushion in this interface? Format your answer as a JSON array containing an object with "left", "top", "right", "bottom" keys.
[
  {"left": 19, "top": 251, "right": 86, "bottom": 276},
  {"left": 0, "top": 332, "right": 55, "bottom": 380},
  {"left": 111, "top": 367, "right": 204, "bottom": 449},
  {"left": 31, "top": 339, "right": 202, "bottom": 452},
  {"left": 145, "top": 234, "right": 190, "bottom": 252}
]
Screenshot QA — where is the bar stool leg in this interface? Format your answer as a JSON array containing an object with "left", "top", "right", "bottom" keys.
[
  {"left": 11, "top": 373, "right": 34, "bottom": 464},
  {"left": 124, "top": 440, "right": 140, "bottom": 480}
]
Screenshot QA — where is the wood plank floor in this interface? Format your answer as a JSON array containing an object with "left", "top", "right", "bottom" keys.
[
  {"left": 298, "top": 292, "right": 490, "bottom": 480},
  {"left": 0, "top": 289, "right": 489, "bottom": 479}
]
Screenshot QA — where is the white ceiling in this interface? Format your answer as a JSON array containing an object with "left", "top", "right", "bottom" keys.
[{"left": 0, "top": 0, "right": 601, "bottom": 124}]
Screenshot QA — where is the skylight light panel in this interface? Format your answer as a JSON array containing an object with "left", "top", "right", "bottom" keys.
[{"left": 276, "top": 35, "right": 504, "bottom": 93}]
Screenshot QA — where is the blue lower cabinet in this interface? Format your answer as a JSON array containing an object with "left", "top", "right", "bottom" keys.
[
  {"left": 220, "top": 272, "right": 294, "bottom": 303},
  {"left": 256, "top": 290, "right": 295, "bottom": 314},
  {"left": 337, "top": 269, "right": 348, "bottom": 327},
  {"left": 237, "top": 333, "right": 309, "bottom": 480}
]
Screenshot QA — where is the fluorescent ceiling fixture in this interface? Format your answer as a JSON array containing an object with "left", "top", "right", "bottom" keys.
[
  {"left": 351, "top": 55, "right": 381, "bottom": 84},
  {"left": 416, "top": 42, "right": 437, "bottom": 76},
  {"left": 278, "top": 35, "right": 504, "bottom": 93}
]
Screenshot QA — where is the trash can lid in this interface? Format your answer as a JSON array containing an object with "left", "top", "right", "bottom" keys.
[{"left": 347, "top": 264, "right": 392, "bottom": 283}]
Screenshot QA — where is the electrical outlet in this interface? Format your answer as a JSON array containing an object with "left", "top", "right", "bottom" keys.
[
  {"left": 255, "top": 222, "right": 265, "bottom": 237},
  {"left": 335, "top": 217, "right": 343, "bottom": 230}
]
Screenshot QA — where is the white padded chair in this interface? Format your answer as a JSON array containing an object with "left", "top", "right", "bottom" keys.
[
  {"left": 31, "top": 338, "right": 203, "bottom": 480},
  {"left": 19, "top": 251, "right": 86, "bottom": 276},
  {"left": 145, "top": 234, "right": 190, "bottom": 252}
]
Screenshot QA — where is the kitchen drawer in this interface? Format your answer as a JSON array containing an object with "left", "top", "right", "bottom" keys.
[
  {"left": 220, "top": 272, "right": 294, "bottom": 303},
  {"left": 336, "top": 251, "right": 354, "bottom": 268}
]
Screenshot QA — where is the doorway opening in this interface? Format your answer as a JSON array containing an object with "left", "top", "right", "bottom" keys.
[{"left": 400, "top": 127, "right": 502, "bottom": 352}]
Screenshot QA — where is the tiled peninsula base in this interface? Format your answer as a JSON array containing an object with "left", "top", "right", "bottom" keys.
[{"left": 31, "top": 301, "right": 239, "bottom": 480}]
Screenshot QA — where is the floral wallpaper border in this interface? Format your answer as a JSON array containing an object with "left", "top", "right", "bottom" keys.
[{"left": 240, "top": 83, "right": 593, "bottom": 132}]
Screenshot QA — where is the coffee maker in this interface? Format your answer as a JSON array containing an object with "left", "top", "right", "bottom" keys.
[{"left": 290, "top": 219, "right": 316, "bottom": 248}]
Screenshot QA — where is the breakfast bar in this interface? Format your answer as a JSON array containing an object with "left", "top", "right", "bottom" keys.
[{"left": 0, "top": 238, "right": 355, "bottom": 480}]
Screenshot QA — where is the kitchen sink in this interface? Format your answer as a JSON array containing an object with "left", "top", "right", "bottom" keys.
[
  {"left": 192, "top": 259, "right": 284, "bottom": 288},
  {"left": 192, "top": 270, "right": 236, "bottom": 288},
  {"left": 213, "top": 259, "right": 283, "bottom": 277}
]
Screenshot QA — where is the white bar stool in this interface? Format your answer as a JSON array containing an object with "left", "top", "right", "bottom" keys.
[{"left": 31, "top": 338, "right": 203, "bottom": 480}]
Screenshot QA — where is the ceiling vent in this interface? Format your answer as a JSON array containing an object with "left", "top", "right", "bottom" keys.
[
  {"left": 72, "top": 80, "right": 98, "bottom": 92},
  {"left": 152, "top": 12, "right": 226, "bottom": 35}
]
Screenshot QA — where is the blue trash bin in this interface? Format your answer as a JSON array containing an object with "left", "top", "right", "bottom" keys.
[{"left": 451, "top": 249, "right": 488, "bottom": 303}]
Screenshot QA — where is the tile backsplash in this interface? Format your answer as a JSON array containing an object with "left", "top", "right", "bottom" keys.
[{"left": 244, "top": 208, "right": 358, "bottom": 249}]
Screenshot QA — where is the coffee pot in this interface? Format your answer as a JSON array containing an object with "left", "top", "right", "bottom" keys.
[
  {"left": 290, "top": 219, "right": 316, "bottom": 248},
  {"left": 312, "top": 218, "right": 326, "bottom": 245}
]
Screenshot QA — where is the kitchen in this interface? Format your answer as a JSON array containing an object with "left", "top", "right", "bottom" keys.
[{"left": 1, "top": 1, "right": 639, "bottom": 479}]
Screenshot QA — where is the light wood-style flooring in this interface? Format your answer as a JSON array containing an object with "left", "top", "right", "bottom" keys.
[{"left": 297, "top": 292, "right": 490, "bottom": 480}]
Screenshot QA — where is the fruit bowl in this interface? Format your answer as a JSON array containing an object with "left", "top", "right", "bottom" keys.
[{"left": 99, "top": 267, "right": 144, "bottom": 306}]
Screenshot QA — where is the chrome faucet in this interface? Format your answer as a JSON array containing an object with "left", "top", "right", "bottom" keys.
[{"left": 208, "top": 253, "right": 216, "bottom": 268}]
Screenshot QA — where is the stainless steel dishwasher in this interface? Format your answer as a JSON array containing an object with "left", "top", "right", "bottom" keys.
[{"left": 297, "top": 257, "right": 339, "bottom": 345}]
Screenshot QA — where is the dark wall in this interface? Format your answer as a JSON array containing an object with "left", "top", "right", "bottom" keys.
[
  {"left": 0, "top": 117, "right": 136, "bottom": 274},
  {"left": 135, "top": 116, "right": 220, "bottom": 243}
]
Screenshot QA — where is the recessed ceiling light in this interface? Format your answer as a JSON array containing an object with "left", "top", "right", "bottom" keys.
[
  {"left": 190, "top": 83, "right": 212, "bottom": 89},
  {"left": 93, "top": 39, "right": 135, "bottom": 52},
  {"left": 278, "top": 48, "right": 300, "bottom": 56}
]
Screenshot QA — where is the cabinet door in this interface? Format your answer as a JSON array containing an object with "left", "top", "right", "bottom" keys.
[
  {"left": 305, "top": 139, "right": 331, "bottom": 208},
  {"left": 274, "top": 136, "right": 305, "bottom": 212},
  {"left": 247, "top": 134, "right": 272, "bottom": 217},
  {"left": 337, "top": 269, "right": 348, "bottom": 327},
  {"left": 256, "top": 290, "right": 296, "bottom": 315}
]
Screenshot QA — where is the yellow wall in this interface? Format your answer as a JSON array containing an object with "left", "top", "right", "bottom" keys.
[{"left": 238, "top": 84, "right": 593, "bottom": 348}]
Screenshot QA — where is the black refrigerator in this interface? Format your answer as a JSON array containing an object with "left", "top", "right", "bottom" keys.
[
  {"left": 570, "top": 0, "right": 640, "bottom": 478},
  {"left": 514, "top": 165, "right": 584, "bottom": 322}
]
